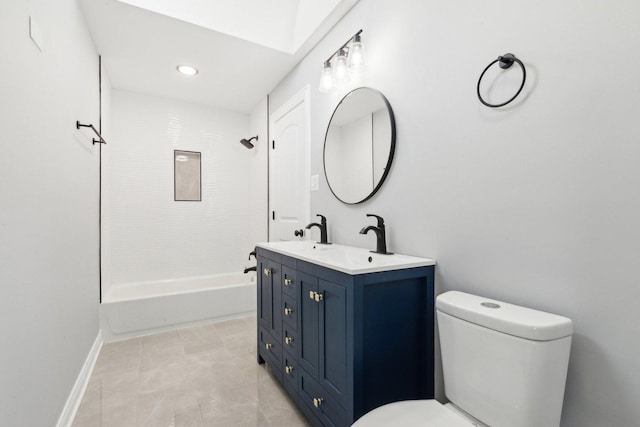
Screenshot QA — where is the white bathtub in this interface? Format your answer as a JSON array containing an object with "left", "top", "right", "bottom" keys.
[{"left": 100, "top": 272, "right": 257, "bottom": 341}]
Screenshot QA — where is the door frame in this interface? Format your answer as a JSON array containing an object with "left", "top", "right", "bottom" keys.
[{"left": 268, "top": 85, "right": 311, "bottom": 242}]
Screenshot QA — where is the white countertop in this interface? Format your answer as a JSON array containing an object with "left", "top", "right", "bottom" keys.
[{"left": 256, "top": 240, "right": 435, "bottom": 275}]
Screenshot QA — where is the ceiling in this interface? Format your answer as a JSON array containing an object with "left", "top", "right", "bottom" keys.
[{"left": 80, "top": 0, "right": 359, "bottom": 113}]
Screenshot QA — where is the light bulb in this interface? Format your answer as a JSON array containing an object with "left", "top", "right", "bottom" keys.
[
  {"left": 176, "top": 65, "right": 198, "bottom": 76},
  {"left": 347, "top": 34, "right": 366, "bottom": 73},
  {"left": 334, "top": 49, "right": 350, "bottom": 84},
  {"left": 318, "top": 61, "right": 335, "bottom": 94}
]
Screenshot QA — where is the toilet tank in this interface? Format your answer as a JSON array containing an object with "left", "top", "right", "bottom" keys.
[{"left": 436, "top": 291, "right": 573, "bottom": 427}]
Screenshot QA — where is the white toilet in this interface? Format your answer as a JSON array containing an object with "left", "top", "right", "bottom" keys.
[{"left": 353, "top": 291, "right": 573, "bottom": 427}]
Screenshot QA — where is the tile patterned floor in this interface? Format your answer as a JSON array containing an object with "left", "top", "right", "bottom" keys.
[{"left": 73, "top": 316, "right": 310, "bottom": 427}]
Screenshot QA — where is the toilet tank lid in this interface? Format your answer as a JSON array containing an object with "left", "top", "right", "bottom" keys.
[{"left": 436, "top": 291, "right": 573, "bottom": 341}]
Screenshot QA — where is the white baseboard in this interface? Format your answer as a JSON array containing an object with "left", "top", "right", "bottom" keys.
[{"left": 56, "top": 330, "right": 103, "bottom": 427}]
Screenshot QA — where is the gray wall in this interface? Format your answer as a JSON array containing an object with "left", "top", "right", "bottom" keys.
[
  {"left": 269, "top": 0, "right": 640, "bottom": 425},
  {"left": 0, "top": 0, "right": 100, "bottom": 425}
]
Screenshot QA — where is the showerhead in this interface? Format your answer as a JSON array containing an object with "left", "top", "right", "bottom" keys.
[{"left": 240, "top": 135, "right": 258, "bottom": 149}]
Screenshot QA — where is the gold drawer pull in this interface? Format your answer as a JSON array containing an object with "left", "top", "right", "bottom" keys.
[
  {"left": 309, "top": 290, "right": 315, "bottom": 300},
  {"left": 284, "top": 278, "right": 292, "bottom": 286},
  {"left": 285, "top": 365, "right": 294, "bottom": 374},
  {"left": 284, "top": 307, "right": 293, "bottom": 315},
  {"left": 263, "top": 268, "right": 272, "bottom": 276},
  {"left": 313, "top": 397, "right": 324, "bottom": 408},
  {"left": 265, "top": 343, "right": 272, "bottom": 350},
  {"left": 285, "top": 336, "right": 294, "bottom": 345}
]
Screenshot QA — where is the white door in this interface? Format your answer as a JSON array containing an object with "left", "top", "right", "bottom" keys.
[{"left": 269, "top": 86, "right": 310, "bottom": 242}]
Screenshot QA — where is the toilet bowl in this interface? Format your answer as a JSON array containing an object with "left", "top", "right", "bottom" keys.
[
  {"left": 353, "top": 400, "right": 486, "bottom": 426},
  {"left": 352, "top": 291, "right": 573, "bottom": 427}
]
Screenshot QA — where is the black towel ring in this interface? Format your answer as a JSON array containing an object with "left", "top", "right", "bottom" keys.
[{"left": 477, "top": 53, "right": 526, "bottom": 108}]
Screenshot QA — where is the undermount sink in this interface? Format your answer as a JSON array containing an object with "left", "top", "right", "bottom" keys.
[{"left": 256, "top": 240, "right": 435, "bottom": 275}]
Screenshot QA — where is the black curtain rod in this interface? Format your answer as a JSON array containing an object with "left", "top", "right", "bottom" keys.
[{"left": 76, "top": 120, "right": 107, "bottom": 145}]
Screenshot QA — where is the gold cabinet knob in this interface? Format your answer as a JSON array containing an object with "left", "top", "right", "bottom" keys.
[
  {"left": 309, "top": 290, "right": 315, "bottom": 300},
  {"left": 265, "top": 343, "right": 272, "bottom": 350},
  {"left": 284, "top": 278, "right": 292, "bottom": 286},
  {"left": 313, "top": 397, "right": 324, "bottom": 408},
  {"left": 285, "top": 336, "right": 294, "bottom": 344},
  {"left": 285, "top": 365, "right": 294, "bottom": 374},
  {"left": 263, "top": 268, "right": 272, "bottom": 276},
  {"left": 284, "top": 307, "right": 293, "bottom": 315}
]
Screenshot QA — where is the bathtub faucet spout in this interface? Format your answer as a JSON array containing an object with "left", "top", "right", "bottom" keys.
[{"left": 243, "top": 266, "right": 256, "bottom": 274}]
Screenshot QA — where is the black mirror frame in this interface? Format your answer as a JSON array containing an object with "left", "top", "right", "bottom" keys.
[{"left": 323, "top": 87, "right": 396, "bottom": 205}]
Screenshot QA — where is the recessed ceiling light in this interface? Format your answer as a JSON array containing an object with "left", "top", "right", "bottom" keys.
[{"left": 177, "top": 65, "right": 198, "bottom": 76}]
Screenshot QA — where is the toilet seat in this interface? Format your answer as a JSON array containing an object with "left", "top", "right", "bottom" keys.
[{"left": 352, "top": 400, "right": 474, "bottom": 427}]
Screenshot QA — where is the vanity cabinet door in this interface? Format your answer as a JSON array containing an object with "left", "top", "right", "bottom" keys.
[
  {"left": 299, "top": 273, "right": 348, "bottom": 406},
  {"left": 319, "top": 279, "right": 347, "bottom": 402},
  {"left": 258, "top": 257, "right": 282, "bottom": 341},
  {"left": 298, "top": 272, "right": 319, "bottom": 378}
]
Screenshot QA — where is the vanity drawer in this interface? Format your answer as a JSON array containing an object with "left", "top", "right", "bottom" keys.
[
  {"left": 283, "top": 323, "right": 297, "bottom": 353},
  {"left": 299, "top": 367, "right": 346, "bottom": 427},
  {"left": 281, "top": 266, "right": 297, "bottom": 298},
  {"left": 258, "top": 326, "right": 282, "bottom": 383},
  {"left": 282, "top": 349, "right": 298, "bottom": 390},
  {"left": 282, "top": 294, "right": 297, "bottom": 328}
]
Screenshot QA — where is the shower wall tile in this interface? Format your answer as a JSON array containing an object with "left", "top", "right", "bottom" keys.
[
  {"left": 103, "top": 90, "right": 252, "bottom": 293},
  {"left": 247, "top": 97, "right": 269, "bottom": 249}
]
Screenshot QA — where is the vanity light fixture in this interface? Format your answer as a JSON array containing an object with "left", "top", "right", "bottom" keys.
[
  {"left": 347, "top": 33, "right": 366, "bottom": 73},
  {"left": 334, "top": 49, "right": 351, "bottom": 84},
  {"left": 319, "top": 61, "right": 335, "bottom": 93},
  {"left": 176, "top": 64, "right": 199, "bottom": 76},
  {"left": 318, "top": 30, "right": 366, "bottom": 94}
]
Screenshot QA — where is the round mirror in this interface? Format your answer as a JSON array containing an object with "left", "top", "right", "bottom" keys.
[{"left": 323, "top": 88, "right": 395, "bottom": 204}]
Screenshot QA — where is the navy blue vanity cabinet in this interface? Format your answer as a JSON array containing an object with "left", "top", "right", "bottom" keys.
[{"left": 256, "top": 247, "right": 435, "bottom": 427}]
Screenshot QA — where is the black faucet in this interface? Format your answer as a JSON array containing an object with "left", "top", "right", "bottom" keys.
[
  {"left": 359, "top": 214, "right": 393, "bottom": 255},
  {"left": 305, "top": 214, "right": 331, "bottom": 244},
  {"left": 244, "top": 248, "right": 257, "bottom": 273}
]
